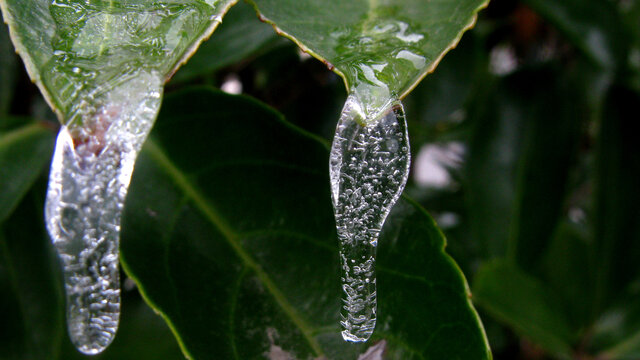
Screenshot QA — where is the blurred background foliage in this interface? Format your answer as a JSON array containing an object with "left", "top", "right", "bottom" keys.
[{"left": 1, "top": 0, "right": 640, "bottom": 359}]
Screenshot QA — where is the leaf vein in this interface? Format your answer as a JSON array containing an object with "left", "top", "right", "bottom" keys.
[{"left": 144, "top": 139, "right": 325, "bottom": 356}]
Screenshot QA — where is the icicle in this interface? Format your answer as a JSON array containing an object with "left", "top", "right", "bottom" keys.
[
  {"left": 330, "top": 93, "right": 411, "bottom": 342},
  {"left": 45, "top": 70, "right": 162, "bottom": 355}
]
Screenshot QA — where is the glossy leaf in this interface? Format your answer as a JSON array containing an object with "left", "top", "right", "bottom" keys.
[
  {"left": 473, "top": 260, "right": 573, "bottom": 357},
  {"left": 0, "top": 121, "right": 54, "bottom": 222},
  {"left": 0, "top": 0, "right": 237, "bottom": 123},
  {"left": 172, "top": 0, "right": 278, "bottom": 83},
  {"left": 247, "top": 0, "right": 489, "bottom": 100},
  {"left": 120, "top": 87, "right": 491, "bottom": 360}
]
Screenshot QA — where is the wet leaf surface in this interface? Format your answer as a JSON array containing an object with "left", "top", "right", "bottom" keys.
[
  {"left": 0, "top": 0, "right": 236, "bottom": 122},
  {"left": 247, "top": 0, "right": 489, "bottom": 99}
]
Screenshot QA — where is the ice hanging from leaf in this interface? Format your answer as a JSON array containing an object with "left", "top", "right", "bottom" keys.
[
  {"left": 328, "top": 15, "right": 426, "bottom": 343},
  {"left": 330, "top": 92, "right": 411, "bottom": 342},
  {"left": 45, "top": 70, "right": 162, "bottom": 354},
  {"left": 0, "top": 0, "right": 235, "bottom": 353}
]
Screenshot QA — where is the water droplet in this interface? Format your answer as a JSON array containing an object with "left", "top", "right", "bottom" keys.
[
  {"left": 330, "top": 93, "right": 410, "bottom": 342},
  {"left": 395, "top": 50, "right": 426, "bottom": 70},
  {"left": 45, "top": 70, "right": 162, "bottom": 355}
]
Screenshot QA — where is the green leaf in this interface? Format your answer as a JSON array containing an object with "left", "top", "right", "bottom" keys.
[
  {"left": 463, "top": 65, "right": 584, "bottom": 263},
  {"left": 0, "top": 0, "right": 237, "bottom": 122},
  {"left": 508, "top": 66, "right": 584, "bottom": 271},
  {"left": 523, "top": 0, "right": 630, "bottom": 70},
  {"left": 464, "top": 76, "right": 522, "bottom": 258},
  {"left": 0, "top": 121, "right": 54, "bottom": 222},
  {"left": 539, "top": 221, "right": 592, "bottom": 333},
  {"left": 0, "top": 21, "right": 16, "bottom": 115},
  {"left": 0, "top": 188, "right": 64, "bottom": 360},
  {"left": 592, "top": 85, "right": 640, "bottom": 316},
  {"left": 247, "top": 0, "right": 489, "bottom": 100},
  {"left": 120, "top": 87, "right": 491, "bottom": 360},
  {"left": 172, "top": 0, "right": 278, "bottom": 83},
  {"left": 473, "top": 260, "right": 574, "bottom": 357}
]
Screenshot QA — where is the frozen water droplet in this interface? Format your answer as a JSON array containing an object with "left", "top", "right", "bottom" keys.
[
  {"left": 45, "top": 70, "right": 162, "bottom": 355},
  {"left": 330, "top": 93, "right": 410, "bottom": 342}
]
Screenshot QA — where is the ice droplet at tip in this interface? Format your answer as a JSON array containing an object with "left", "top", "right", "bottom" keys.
[
  {"left": 45, "top": 70, "right": 162, "bottom": 354},
  {"left": 330, "top": 93, "right": 411, "bottom": 342}
]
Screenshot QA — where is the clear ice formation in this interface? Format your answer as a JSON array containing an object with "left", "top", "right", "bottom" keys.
[
  {"left": 45, "top": 70, "right": 162, "bottom": 355},
  {"left": 330, "top": 93, "right": 411, "bottom": 342}
]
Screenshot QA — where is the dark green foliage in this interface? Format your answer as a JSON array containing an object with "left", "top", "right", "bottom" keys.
[
  {"left": 119, "top": 88, "right": 490, "bottom": 359},
  {"left": 1, "top": 0, "right": 640, "bottom": 359}
]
